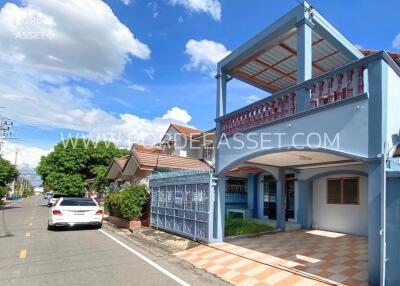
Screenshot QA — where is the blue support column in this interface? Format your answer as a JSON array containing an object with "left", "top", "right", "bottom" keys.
[
  {"left": 257, "top": 175, "right": 264, "bottom": 219},
  {"left": 276, "top": 169, "right": 286, "bottom": 231},
  {"left": 296, "top": 16, "right": 314, "bottom": 112},
  {"left": 367, "top": 59, "right": 388, "bottom": 285},
  {"left": 216, "top": 71, "right": 227, "bottom": 118},
  {"left": 253, "top": 174, "right": 259, "bottom": 218},
  {"left": 368, "top": 162, "right": 383, "bottom": 286},
  {"left": 297, "top": 180, "right": 313, "bottom": 229},
  {"left": 213, "top": 176, "right": 225, "bottom": 242},
  {"left": 247, "top": 174, "right": 254, "bottom": 215}
]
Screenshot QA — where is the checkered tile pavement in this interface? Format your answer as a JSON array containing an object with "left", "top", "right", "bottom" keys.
[{"left": 175, "top": 230, "right": 368, "bottom": 286}]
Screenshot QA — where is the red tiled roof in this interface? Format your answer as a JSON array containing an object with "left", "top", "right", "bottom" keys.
[
  {"left": 227, "top": 167, "right": 265, "bottom": 176},
  {"left": 359, "top": 49, "right": 400, "bottom": 67},
  {"left": 131, "top": 143, "right": 161, "bottom": 154},
  {"left": 133, "top": 151, "right": 212, "bottom": 171},
  {"left": 170, "top": 124, "right": 203, "bottom": 138},
  {"left": 114, "top": 156, "right": 129, "bottom": 169}
]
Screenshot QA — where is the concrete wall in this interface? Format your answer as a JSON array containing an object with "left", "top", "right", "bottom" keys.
[
  {"left": 386, "top": 66, "right": 400, "bottom": 154},
  {"left": 312, "top": 173, "right": 368, "bottom": 235}
]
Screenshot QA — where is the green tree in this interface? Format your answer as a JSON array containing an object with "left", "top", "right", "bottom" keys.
[
  {"left": 0, "top": 156, "right": 19, "bottom": 188},
  {"left": 36, "top": 139, "right": 128, "bottom": 196}
]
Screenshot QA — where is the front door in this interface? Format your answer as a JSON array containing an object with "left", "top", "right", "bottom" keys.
[
  {"left": 285, "top": 175, "right": 295, "bottom": 220},
  {"left": 263, "top": 174, "right": 295, "bottom": 221},
  {"left": 263, "top": 176, "right": 276, "bottom": 219}
]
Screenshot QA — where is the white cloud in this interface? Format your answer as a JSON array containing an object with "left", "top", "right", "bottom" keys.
[
  {"left": 98, "top": 106, "right": 193, "bottom": 147},
  {"left": 128, "top": 84, "right": 146, "bottom": 92},
  {"left": 1, "top": 141, "right": 50, "bottom": 170},
  {"left": 184, "top": 39, "right": 230, "bottom": 76},
  {"left": 242, "top": 95, "right": 261, "bottom": 104},
  {"left": 0, "top": 0, "right": 150, "bottom": 83},
  {"left": 392, "top": 33, "right": 400, "bottom": 50},
  {"left": 169, "top": 0, "right": 221, "bottom": 21},
  {"left": 1, "top": 141, "right": 50, "bottom": 186},
  {"left": 162, "top": 107, "right": 192, "bottom": 122},
  {"left": 0, "top": 1, "right": 197, "bottom": 156},
  {"left": 0, "top": 64, "right": 194, "bottom": 147}
]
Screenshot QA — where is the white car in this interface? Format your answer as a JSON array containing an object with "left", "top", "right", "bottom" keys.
[
  {"left": 48, "top": 197, "right": 103, "bottom": 230},
  {"left": 44, "top": 192, "right": 53, "bottom": 200}
]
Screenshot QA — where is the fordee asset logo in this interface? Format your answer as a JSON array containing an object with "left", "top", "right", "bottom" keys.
[
  {"left": 216, "top": 132, "right": 341, "bottom": 150},
  {"left": 14, "top": 12, "right": 55, "bottom": 40}
]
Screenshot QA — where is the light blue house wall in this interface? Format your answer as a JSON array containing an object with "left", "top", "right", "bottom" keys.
[{"left": 212, "top": 2, "right": 400, "bottom": 285}]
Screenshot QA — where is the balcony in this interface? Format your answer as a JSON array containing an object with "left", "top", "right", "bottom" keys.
[{"left": 218, "top": 60, "right": 367, "bottom": 136}]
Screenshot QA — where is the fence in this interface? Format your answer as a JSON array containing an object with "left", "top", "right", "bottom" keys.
[{"left": 149, "top": 170, "right": 215, "bottom": 243}]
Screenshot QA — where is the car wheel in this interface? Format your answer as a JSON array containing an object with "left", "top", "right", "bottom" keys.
[
  {"left": 96, "top": 223, "right": 102, "bottom": 229},
  {"left": 47, "top": 224, "right": 54, "bottom": 231}
]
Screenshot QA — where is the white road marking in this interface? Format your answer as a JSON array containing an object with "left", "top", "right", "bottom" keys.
[{"left": 99, "top": 229, "right": 191, "bottom": 286}]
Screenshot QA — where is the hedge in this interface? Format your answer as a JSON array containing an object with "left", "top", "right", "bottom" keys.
[{"left": 105, "top": 183, "right": 148, "bottom": 220}]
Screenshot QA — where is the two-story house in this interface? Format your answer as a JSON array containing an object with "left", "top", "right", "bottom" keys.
[{"left": 209, "top": 2, "right": 400, "bottom": 285}]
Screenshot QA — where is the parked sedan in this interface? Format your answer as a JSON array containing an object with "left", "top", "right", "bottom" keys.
[
  {"left": 44, "top": 192, "right": 53, "bottom": 200},
  {"left": 48, "top": 197, "right": 103, "bottom": 230}
]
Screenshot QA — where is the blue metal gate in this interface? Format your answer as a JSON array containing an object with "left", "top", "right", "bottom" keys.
[{"left": 149, "top": 170, "right": 214, "bottom": 243}]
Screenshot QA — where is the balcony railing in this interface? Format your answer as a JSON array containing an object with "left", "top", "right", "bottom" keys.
[{"left": 218, "top": 54, "right": 380, "bottom": 136}]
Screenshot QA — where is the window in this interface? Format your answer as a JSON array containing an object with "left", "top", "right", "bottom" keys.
[
  {"left": 327, "top": 177, "right": 359, "bottom": 205},
  {"left": 60, "top": 198, "right": 97, "bottom": 206},
  {"left": 202, "top": 144, "right": 214, "bottom": 161},
  {"left": 226, "top": 178, "right": 247, "bottom": 193}
]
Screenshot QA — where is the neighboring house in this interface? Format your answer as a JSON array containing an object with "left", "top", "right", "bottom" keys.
[
  {"left": 105, "top": 124, "right": 215, "bottom": 187},
  {"left": 208, "top": 2, "right": 400, "bottom": 285},
  {"left": 160, "top": 124, "right": 215, "bottom": 164}
]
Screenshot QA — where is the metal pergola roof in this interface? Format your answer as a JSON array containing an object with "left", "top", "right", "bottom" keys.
[{"left": 219, "top": 1, "right": 363, "bottom": 94}]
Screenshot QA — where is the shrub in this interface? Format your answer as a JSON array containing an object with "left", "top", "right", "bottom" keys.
[
  {"left": 120, "top": 184, "right": 148, "bottom": 220},
  {"left": 104, "top": 192, "right": 123, "bottom": 218},
  {"left": 104, "top": 183, "right": 148, "bottom": 220}
]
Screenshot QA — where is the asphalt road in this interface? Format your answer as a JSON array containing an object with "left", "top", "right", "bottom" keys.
[{"left": 0, "top": 195, "right": 229, "bottom": 286}]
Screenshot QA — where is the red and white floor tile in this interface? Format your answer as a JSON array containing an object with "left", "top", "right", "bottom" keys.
[{"left": 176, "top": 230, "right": 368, "bottom": 286}]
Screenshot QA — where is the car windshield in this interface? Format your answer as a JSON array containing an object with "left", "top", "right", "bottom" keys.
[{"left": 60, "top": 199, "right": 97, "bottom": 206}]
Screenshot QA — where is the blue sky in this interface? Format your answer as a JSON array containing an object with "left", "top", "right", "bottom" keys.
[{"left": 0, "top": 0, "right": 399, "bottom": 176}]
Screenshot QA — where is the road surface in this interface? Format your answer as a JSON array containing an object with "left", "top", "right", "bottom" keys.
[{"left": 0, "top": 195, "right": 229, "bottom": 286}]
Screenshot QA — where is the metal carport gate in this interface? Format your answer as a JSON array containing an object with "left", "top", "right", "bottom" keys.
[{"left": 149, "top": 170, "right": 215, "bottom": 243}]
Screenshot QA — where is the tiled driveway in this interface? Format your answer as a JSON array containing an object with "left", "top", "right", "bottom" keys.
[{"left": 176, "top": 230, "right": 368, "bottom": 286}]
